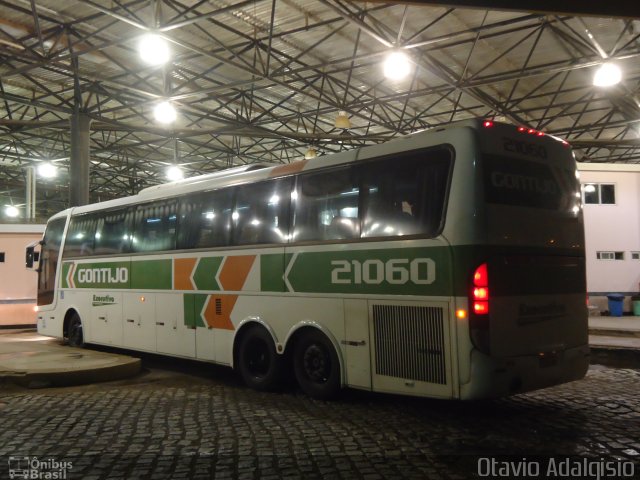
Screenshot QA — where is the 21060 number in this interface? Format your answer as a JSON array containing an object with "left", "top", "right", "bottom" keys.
[{"left": 330, "top": 258, "right": 435, "bottom": 285}]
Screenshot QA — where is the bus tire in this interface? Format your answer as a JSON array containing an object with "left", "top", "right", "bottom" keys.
[
  {"left": 237, "top": 325, "right": 282, "bottom": 391},
  {"left": 67, "top": 313, "right": 84, "bottom": 348},
  {"left": 293, "top": 329, "right": 341, "bottom": 400}
]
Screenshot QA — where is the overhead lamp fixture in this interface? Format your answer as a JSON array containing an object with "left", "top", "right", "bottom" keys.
[
  {"left": 335, "top": 111, "right": 351, "bottom": 129},
  {"left": 138, "top": 33, "right": 171, "bottom": 66},
  {"left": 154, "top": 101, "right": 177, "bottom": 124},
  {"left": 37, "top": 162, "right": 57, "bottom": 178},
  {"left": 304, "top": 147, "right": 317, "bottom": 160},
  {"left": 166, "top": 165, "right": 184, "bottom": 181},
  {"left": 593, "top": 63, "right": 622, "bottom": 87},
  {"left": 4, "top": 205, "right": 19, "bottom": 218},
  {"left": 383, "top": 51, "right": 411, "bottom": 81}
]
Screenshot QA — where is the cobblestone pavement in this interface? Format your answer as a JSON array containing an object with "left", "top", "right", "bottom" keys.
[{"left": 0, "top": 358, "right": 638, "bottom": 479}]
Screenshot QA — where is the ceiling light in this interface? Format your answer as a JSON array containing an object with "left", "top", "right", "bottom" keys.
[
  {"left": 138, "top": 34, "right": 170, "bottom": 66},
  {"left": 4, "top": 205, "right": 19, "bottom": 218},
  {"left": 154, "top": 101, "right": 177, "bottom": 124},
  {"left": 335, "top": 111, "right": 351, "bottom": 129},
  {"left": 593, "top": 63, "right": 622, "bottom": 87},
  {"left": 304, "top": 147, "right": 317, "bottom": 160},
  {"left": 383, "top": 51, "right": 411, "bottom": 81},
  {"left": 166, "top": 166, "right": 184, "bottom": 181},
  {"left": 37, "top": 162, "right": 57, "bottom": 178}
]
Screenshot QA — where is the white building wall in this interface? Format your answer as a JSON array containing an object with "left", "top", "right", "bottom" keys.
[
  {"left": 578, "top": 163, "right": 640, "bottom": 296},
  {"left": 0, "top": 224, "right": 45, "bottom": 326}
]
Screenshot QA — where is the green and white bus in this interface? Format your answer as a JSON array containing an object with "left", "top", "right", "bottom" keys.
[{"left": 30, "top": 119, "right": 589, "bottom": 400}]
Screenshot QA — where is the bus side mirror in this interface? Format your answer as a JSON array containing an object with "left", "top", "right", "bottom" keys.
[{"left": 26, "top": 245, "right": 35, "bottom": 268}]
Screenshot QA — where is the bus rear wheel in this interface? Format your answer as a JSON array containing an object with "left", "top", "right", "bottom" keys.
[
  {"left": 293, "top": 329, "right": 341, "bottom": 400},
  {"left": 237, "top": 325, "right": 282, "bottom": 391},
  {"left": 67, "top": 313, "right": 84, "bottom": 348}
]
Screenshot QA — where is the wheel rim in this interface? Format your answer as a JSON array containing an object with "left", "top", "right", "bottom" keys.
[
  {"left": 244, "top": 338, "right": 270, "bottom": 377},
  {"left": 302, "top": 343, "right": 330, "bottom": 384}
]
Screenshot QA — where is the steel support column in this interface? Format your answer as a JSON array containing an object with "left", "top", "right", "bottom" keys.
[
  {"left": 69, "top": 112, "right": 91, "bottom": 207},
  {"left": 25, "top": 166, "right": 36, "bottom": 220}
]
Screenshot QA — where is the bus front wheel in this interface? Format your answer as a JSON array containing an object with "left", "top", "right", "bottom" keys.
[
  {"left": 293, "top": 329, "right": 341, "bottom": 400},
  {"left": 237, "top": 325, "right": 282, "bottom": 391},
  {"left": 67, "top": 313, "right": 84, "bottom": 348}
]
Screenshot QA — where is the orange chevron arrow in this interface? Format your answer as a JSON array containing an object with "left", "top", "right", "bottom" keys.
[
  {"left": 174, "top": 258, "right": 197, "bottom": 290},
  {"left": 202, "top": 294, "right": 237, "bottom": 330},
  {"left": 218, "top": 255, "right": 255, "bottom": 291}
]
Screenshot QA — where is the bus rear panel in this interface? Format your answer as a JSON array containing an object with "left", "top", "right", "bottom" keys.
[{"left": 461, "top": 121, "right": 589, "bottom": 399}]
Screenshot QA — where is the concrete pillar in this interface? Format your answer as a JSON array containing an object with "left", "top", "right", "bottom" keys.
[{"left": 69, "top": 112, "right": 91, "bottom": 207}]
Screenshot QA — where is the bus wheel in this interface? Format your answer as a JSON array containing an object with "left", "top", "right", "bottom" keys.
[
  {"left": 67, "top": 313, "right": 84, "bottom": 348},
  {"left": 293, "top": 329, "right": 341, "bottom": 400},
  {"left": 237, "top": 325, "right": 282, "bottom": 391}
]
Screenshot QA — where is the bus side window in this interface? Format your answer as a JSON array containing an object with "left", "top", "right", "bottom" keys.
[
  {"left": 361, "top": 150, "right": 452, "bottom": 238},
  {"left": 178, "top": 189, "right": 233, "bottom": 249},
  {"left": 94, "top": 208, "right": 130, "bottom": 255},
  {"left": 62, "top": 214, "right": 98, "bottom": 257},
  {"left": 292, "top": 167, "right": 360, "bottom": 242},
  {"left": 233, "top": 178, "right": 292, "bottom": 245},
  {"left": 132, "top": 200, "right": 178, "bottom": 252}
]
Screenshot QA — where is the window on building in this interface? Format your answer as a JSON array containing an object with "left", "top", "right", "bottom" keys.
[
  {"left": 631, "top": 252, "right": 640, "bottom": 260},
  {"left": 0, "top": 252, "right": 5, "bottom": 262},
  {"left": 596, "top": 251, "right": 624, "bottom": 260},
  {"left": 582, "top": 183, "right": 615, "bottom": 204}
]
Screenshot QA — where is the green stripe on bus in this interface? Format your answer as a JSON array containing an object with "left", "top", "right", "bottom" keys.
[
  {"left": 183, "top": 294, "right": 195, "bottom": 329},
  {"left": 260, "top": 254, "right": 287, "bottom": 292},
  {"left": 285, "top": 247, "right": 453, "bottom": 296},
  {"left": 71, "top": 261, "right": 130, "bottom": 289},
  {"left": 194, "top": 294, "right": 207, "bottom": 328},
  {"left": 61, "top": 262, "right": 72, "bottom": 288},
  {"left": 130, "top": 259, "right": 172, "bottom": 290},
  {"left": 183, "top": 294, "right": 206, "bottom": 328},
  {"left": 60, "top": 245, "right": 584, "bottom": 298},
  {"left": 193, "top": 257, "right": 223, "bottom": 291}
]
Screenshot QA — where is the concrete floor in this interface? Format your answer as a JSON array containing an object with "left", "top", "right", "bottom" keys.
[{"left": 0, "top": 330, "right": 140, "bottom": 387}]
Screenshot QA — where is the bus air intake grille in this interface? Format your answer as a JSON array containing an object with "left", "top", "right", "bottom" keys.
[{"left": 372, "top": 305, "right": 446, "bottom": 385}]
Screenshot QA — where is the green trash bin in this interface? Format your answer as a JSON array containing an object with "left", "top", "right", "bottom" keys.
[{"left": 633, "top": 296, "right": 640, "bottom": 316}]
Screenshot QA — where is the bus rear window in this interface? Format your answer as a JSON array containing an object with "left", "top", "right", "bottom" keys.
[{"left": 483, "top": 155, "right": 577, "bottom": 210}]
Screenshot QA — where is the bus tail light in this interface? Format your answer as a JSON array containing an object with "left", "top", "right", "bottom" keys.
[
  {"left": 470, "top": 263, "right": 490, "bottom": 354},
  {"left": 472, "top": 263, "right": 489, "bottom": 315},
  {"left": 517, "top": 126, "right": 545, "bottom": 137},
  {"left": 483, "top": 120, "right": 494, "bottom": 128}
]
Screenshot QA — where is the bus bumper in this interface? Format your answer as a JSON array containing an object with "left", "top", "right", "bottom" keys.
[{"left": 459, "top": 344, "right": 590, "bottom": 400}]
